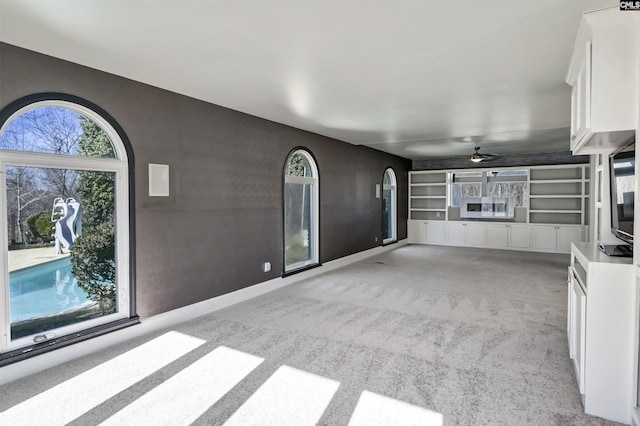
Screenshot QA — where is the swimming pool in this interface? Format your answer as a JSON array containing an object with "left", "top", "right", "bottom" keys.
[{"left": 9, "top": 257, "right": 92, "bottom": 323}]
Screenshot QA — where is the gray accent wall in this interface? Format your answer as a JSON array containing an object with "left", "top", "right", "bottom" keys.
[{"left": 0, "top": 43, "right": 410, "bottom": 318}]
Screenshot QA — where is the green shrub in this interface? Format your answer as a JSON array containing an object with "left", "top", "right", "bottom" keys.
[
  {"left": 26, "top": 210, "right": 55, "bottom": 243},
  {"left": 70, "top": 221, "right": 116, "bottom": 314}
]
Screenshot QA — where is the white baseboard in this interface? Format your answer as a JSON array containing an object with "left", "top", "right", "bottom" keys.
[{"left": 0, "top": 240, "right": 406, "bottom": 385}]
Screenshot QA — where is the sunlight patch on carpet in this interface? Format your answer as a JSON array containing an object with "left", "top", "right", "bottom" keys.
[
  {"left": 348, "top": 390, "right": 443, "bottom": 426},
  {"left": 100, "top": 345, "right": 264, "bottom": 426},
  {"left": 224, "top": 365, "right": 340, "bottom": 426},
  {"left": 0, "top": 331, "right": 205, "bottom": 426}
]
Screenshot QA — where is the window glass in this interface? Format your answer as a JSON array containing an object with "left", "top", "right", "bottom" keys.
[
  {"left": 286, "top": 153, "right": 313, "bottom": 177},
  {"left": 487, "top": 182, "right": 529, "bottom": 207},
  {"left": 449, "top": 169, "right": 528, "bottom": 207},
  {"left": 7, "top": 166, "right": 117, "bottom": 339},
  {"left": 284, "top": 150, "right": 318, "bottom": 272},
  {"left": 0, "top": 100, "right": 129, "bottom": 354},
  {"left": 450, "top": 183, "right": 482, "bottom": 207},
  {"left": 284, "top": 182, "right": 313, "bottom": 267},
  {"left": 0, "top": 107, "right": 116, "bottom": 158},
  {"left": 382, "top": 168, "right": 397, "bottom": 243}
]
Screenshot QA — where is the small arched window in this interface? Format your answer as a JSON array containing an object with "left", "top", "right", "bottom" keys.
[
  {"left": 284, "top": 149, "right": 319, "bottom": 273},
  {"left": 0, "top": 98, "right": 131, "bottom": 354},
  {"left": 382, "top": 168, "right": 397, "bottom": 244}
]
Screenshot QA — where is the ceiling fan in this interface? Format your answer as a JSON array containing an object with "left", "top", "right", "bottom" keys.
[{"left": 469, "top": 146, "right": 499, "bottom": 163}]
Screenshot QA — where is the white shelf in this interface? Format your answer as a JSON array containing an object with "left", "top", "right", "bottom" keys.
[
  {"left": 529, "top": 195, "right": 583, "bottom": 199},
  {"left": 529, "top": 210, "right": 582, "bottom": 214},
  {"left": 411, "top": 208, "right": 446, "bottom": 212},
  {"left": 411, "top": 196, "right": 446, "bottom": 199},
  {"left": 409, "top": 183, "right": 446, "bottom": 187},
  {"left": 530, "top": 179, "right": 584, "bottom": 184}
]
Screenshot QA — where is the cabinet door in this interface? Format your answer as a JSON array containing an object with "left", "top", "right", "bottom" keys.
[
  {"left": 425, "top": 221, "right": 446, "bottom": 244},
  {"left": 446, "top": 223, "right": 466, "bottom": 246},
  {"left": 571, "top": 42, "right": 591, "bottom": 151},
  {"left": 407, "top": 220, "right": 424, "bottom": 244},
  {"left": 531, "top": 225, "right": 558, "bottom": 251},
  {"left": 508, "top": 225, "right": 531, "bottom": 248},
  {"left": 571, "top": 278, "right": 586, "bottom": 395},
  {"left": 465, "top": 223, "right": 486, "bottom": 246},
  {"left": 567, "top": 268, "right": 574, "bottom": 357},
  {"left": 487, "top": 224, "right": 509, "bottom": 248},
  {"left": 557, "top": 226, "right": 582, "bottom": 253}
]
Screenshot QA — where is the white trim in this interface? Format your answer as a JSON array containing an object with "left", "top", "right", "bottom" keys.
[{"left": 0, "top": 240, "right": 407, "bottom": 385}]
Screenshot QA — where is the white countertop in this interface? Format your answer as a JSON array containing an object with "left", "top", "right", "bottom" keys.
[{"left": 572, "top": 242, "right": 633, "bottom": 265}]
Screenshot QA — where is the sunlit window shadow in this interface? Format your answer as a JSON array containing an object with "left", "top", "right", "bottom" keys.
[
  {"left": 101, "top": 346, "right": 263, "bottom": 426},
  {"left": 0, "top": 331, "right": 205, "bottom": 426},
  {"left": 224, "top": 365, "right": 340, "bottom": 426},
  {"left": 348, "top": 390, "right": 444, "bottom": 426},
  {"left": 1, "top": 333, "right": 444, "bottom": 426}
]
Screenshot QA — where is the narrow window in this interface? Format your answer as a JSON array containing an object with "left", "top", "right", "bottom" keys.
[
  {"left": 0, "top": 99, "right": 131, "bottom": 355},
  {"left": 284, "top": 149, "right": 319, "bottom": 273},
  {"left": 382, "top": 168, "right": 397, "bottom": 244}
]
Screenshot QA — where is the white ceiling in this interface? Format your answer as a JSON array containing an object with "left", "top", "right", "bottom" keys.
[{"left": 0, "top": 0, "right": 618, "bottom": 160}]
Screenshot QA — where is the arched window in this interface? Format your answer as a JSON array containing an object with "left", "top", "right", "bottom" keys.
[
  {"left": 382, "top": 168, "right": 397, "bottom": 244},
  {"left": 284, "top": 149, "right": 319, "bottom": 273},
  {"left": 0, "top": 97, "right": 132, "bottom": 354}
]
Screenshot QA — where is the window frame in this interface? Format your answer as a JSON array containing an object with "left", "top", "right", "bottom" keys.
[
  {"left": 283, "top": 148, "right": 319, "bottom": 274},
  {"left": 0, "top": 95, "right": 136, "bottom": 358},
  {"left": 382, "top": 168, "right": 397, "bottom": 245}
]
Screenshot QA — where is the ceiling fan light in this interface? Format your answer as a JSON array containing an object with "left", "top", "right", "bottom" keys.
[{"left": 470, "top": 153, "right": 483, "bottom": 162}]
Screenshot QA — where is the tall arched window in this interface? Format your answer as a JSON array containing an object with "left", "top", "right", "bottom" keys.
[
  {"left": 0, "top": 97, "right": 131, "bottom": 354},
  {"left": 284, "top": 149, "right": 319, "bottom": 273},
  {"left": 382, "top": 168, "right": 397, "bottom": 244}
]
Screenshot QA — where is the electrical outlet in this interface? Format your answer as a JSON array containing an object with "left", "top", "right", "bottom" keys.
[
  {"left": 375, "top": 236, "right": 379, "bottom": 242},
  {"left": 263, "top": 262, "right": 271, "bottom": 272}
]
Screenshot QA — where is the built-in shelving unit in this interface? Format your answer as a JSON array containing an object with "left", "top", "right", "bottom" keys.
[
  {"left": 528, "top": 165, "right": 589, "bottom": 225},
  {"left": 409, "top": 171, "right": 447, "bottom": 221},
  {"left": 408, "top": 164, "right": 590, "bottom": 254}
]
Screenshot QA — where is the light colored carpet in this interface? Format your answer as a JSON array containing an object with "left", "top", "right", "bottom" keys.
[{"left": 0, "top": 245, "right": 622, "bottom": 425}]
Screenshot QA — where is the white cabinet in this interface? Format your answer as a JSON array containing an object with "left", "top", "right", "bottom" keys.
[
  {"left": 568, "top": 267, "right": 586, "bottom": 394},
  {"left": 558, "top": 226, "right": 583, "bottom": 253},
  {"left": 487, "top": 224, "right": 509, "bottom": 248},
  {"left": 425, "top": 221, "right": 446, "bottom": 244},
  {"left": 409, "top": 220, "right": 582, "bottom": 254},
  {"left": 570, "top": 242, "right": 636, "bottom": 424},
  {"left": 408, "top": 220, "right": 446, "bottom": 244},
  {"left": 570, "top": 45, "right": 590, "bottom": 148},
  {"left": 446, "top": 222, "right": 465, "bottom": 246},
  {"left": 531, "top": 225, "right": 558, "bottom": 251},
  {"left": 487, "top": 224, "right": 531, "bottom": 249},
  {"left": 509, "top": 224, "right": 532, "bottom": 248},
  {"left": 566, "top": 9, "right": 637, "bottom": 154},
  {"left": 531, "top": 225, "right": 582, "bottom": 254},
  {"left": 407, "top": 220, "right": 423, "bottom": 244},
  {"left": 446, "top": 222, "right": 485, "bottom": 247}
]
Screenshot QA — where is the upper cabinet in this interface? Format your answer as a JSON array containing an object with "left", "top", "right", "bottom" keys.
[{"left": 566, "top": 8, "right": 638, "bottom": 154}]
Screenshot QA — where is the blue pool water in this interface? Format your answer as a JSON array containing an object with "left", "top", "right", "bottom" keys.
[{"left": 10, "top": 258, "right": 91, "bottom": 323}]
